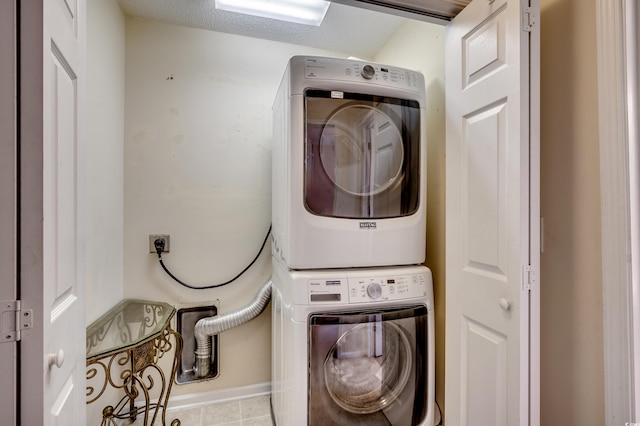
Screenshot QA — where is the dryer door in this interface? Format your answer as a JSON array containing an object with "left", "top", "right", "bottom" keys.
[
  {"left": 308, "top": 305, "right": 429, "bottom": 426},
  {"left": 304, "top": 90, "right": 421, "bottom": 219}
]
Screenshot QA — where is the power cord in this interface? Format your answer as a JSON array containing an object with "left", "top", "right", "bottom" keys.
[
  {"left": 435, "top": 398, "right": 443, "bottom": 425},
  {"left": 153, "top": 225, "right": 271, "bottom": 290}
]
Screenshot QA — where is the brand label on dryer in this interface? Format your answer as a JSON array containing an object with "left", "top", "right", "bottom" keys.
[{"left": 359, "top": 221, "right": 377, "bottom": 229}]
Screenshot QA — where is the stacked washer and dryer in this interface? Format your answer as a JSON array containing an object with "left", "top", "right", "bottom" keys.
[{"left": 271, "top": 56, "right": 435, "bottom": 426}]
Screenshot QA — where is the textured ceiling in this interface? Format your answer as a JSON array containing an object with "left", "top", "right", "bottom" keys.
[{"left": 117, "top": 0, "right": 412, "bottom": 58}]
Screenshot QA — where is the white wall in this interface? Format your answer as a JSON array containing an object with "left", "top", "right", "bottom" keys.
[
  {"left": 86, "top": 0, "right": 126, "bottom": 422},
  {"left": 375, "top": 19, "right": 446, "bottom": 415},
  {"left": 86, "top": 0, "right": 125, "bottom": 323},
  {"left": 123, "top": 17, "right": 366, "bottom": 394}
]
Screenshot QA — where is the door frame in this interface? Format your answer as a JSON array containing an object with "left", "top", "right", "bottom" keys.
[
  {"left": 596, "top": 0, "right": 640, "bottom": 422},
  {"left": 0, "top": 0, "right": 18, "bottom": 423},
  {"left": 19, "top": 0, "right": 46, "bottom": 423}
]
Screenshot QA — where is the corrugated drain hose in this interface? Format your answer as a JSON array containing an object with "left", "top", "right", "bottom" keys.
[{"left": 193, "top": 277, "right": 272, "bottom": 377}]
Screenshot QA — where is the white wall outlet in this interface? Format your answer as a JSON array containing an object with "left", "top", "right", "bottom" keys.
[{"left": 149, "top": 234, "right": 170, "bottom": 253}]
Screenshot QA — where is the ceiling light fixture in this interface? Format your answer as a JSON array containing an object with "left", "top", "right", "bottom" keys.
[{"left": 214, "top": 0, "right": 330, "bottom": 26}]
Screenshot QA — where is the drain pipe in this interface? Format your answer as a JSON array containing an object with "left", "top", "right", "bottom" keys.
[{"left": 193, "top": 277, "right": 272, "bottom": 378}]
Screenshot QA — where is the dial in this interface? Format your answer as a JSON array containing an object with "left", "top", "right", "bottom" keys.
[
  {"left": 367, "top": 282, "right": 382, "bottom": 299},
  {"left": 361, "top": 64, "right": 375, "bottom": 80}
]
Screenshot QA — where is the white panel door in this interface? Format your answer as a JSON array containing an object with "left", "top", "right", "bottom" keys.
[
  {"left": 20, "top": 0, "right": 86, "bottom": 423},
  {"left": 0, "top": 0, "right": 18, "bottom": 424},
  {"left": 445, "top": 0, "right": 539, "bottom": 424}
]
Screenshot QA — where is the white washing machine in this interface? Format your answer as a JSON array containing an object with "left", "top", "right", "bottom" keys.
[
  {"left": 272, "top": 56, "right": 427, "bottom": 270},
  {"left": 271, "top": 260, "right": 435, "bottom": 426}
]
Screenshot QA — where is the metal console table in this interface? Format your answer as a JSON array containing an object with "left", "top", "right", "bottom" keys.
[{"left": 86, "top": 299, "right": 183, "bottom": 425}]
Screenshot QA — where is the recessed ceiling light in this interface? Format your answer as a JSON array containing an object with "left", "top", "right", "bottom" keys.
[{"left": 215, "top": 0, "right": 330, "bottom": 26}]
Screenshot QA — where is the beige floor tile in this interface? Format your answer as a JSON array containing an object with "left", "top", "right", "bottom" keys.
[
  {"left": 126, "top": 394, "right": 275, "bottom": 426},
  {"left": 166, "top": 406, "right": 202, "bottom": 426},
  {"left": 201, "top": 400, "right": 242, "bottom": 425},
  {"left": 203, "top": 421, "right": 241, "bottom": 426},
  {"left": 239, "top": 395, "right": 271, "bottom": 420},
  {"left": 242, "top": 415, "right": 274, "bottom": 426}
]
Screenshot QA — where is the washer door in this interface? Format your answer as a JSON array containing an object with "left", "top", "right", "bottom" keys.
[
  {"left": 324, "top": 322, "right": 412, "bottom": 414},
  {"left": 308, "top": 306, "right": 429, "bottom": 426},
  {"left": 304, "top": 90, "right": 421, "bottom": 219}
]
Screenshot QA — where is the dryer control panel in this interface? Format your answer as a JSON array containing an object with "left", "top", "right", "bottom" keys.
[{"left": 299, "top": 56, "right": 423, "bottom": 90}]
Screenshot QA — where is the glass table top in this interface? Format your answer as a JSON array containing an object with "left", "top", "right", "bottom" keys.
[{"left": 86, "top": 299, "right": 176, "bottom": 360}]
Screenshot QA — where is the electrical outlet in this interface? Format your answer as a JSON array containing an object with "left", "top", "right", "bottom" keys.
[{"left": 149, "top": 234, "right": 170, "bottom": 253}]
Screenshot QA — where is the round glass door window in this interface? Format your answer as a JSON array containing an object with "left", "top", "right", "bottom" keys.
[
  {"left": 319, "top": 105, "right": 404, "bottom": 196},
  {"left": 323, "top": 322, "right": 412, "bottom": 414}
]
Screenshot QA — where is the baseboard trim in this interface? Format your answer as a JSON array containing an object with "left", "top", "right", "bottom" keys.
[{"left": 167, "top": 382, "right": 272, "bottom": 411}]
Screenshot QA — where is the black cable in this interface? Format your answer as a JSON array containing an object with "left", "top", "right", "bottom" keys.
[
  {"left": 435, "top": 398, "right": 442, "bottom": 425},
  {"left": 154, "top": 225, "right": 271, "bottom": 290}
]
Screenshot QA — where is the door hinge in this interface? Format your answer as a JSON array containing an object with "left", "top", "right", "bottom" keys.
[
  {"left": 0, "top": 300, "right": 33, "bottom": 343},
  {"left": 522, "top": 265, "right": 536, "bottom": 291},
  {"left": 522, "top": 7, "right": 536, "bottom": 32}
]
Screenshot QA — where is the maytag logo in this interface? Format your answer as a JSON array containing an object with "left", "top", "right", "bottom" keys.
[{"left": 359, "top": 221, "right": 377, "bottom": 229}]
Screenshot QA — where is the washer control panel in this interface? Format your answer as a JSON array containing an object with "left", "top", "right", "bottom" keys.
[
  {"left": 348, "top": 273, "right": 427, "bottom": 303},
  {"left": 306, "top": 270, "right": 430, "bottom": 304}
]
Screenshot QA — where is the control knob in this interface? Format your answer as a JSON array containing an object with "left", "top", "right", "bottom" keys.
[
  {"left": 361, "top": 64, "right": 375, "bottom": 80},
  {"left": 367, "top": 282, "right": 382, "bottom": 299}
]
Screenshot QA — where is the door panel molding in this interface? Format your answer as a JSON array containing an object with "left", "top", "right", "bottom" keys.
[{"left": 460, "top": 316, "right": 508, "bottom": 426}]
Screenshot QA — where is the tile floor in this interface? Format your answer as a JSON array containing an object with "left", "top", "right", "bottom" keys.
[{"left": 165, "top": 394, "right": 274, "bottom": 426}]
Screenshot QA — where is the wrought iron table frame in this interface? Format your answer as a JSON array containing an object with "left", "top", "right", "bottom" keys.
[{"left": 86, "top": 299, "right": 183, "bottom": 425}]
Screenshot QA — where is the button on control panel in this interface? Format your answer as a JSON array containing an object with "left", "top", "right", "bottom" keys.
[
  {"left": 366, "top": 282, "right": 382, "bottom": 299},
  {"left": 361, "top": 64, "right": 375, "bottom": 79},
  {"left": 348, "top": 273, "right": 427, "bottom": 303}
]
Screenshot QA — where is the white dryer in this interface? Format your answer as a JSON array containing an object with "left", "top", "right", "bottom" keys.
[
  {"left": 271, "top": 260, "right": 435, "bottom": 426},
  {"left": 272, "top": 56, "right": 427, "bottom": 270}
]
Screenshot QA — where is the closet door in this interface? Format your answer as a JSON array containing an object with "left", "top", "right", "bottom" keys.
[
  {"left": 20, "top": 0, "right": 87, "bottom": 423},
  {"left": 445, "top": 0, "right": 540, "bottom": 424}
]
